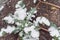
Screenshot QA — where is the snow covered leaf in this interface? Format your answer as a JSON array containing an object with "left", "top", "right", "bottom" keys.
[
  {"left": 48, "top": 27, "right": 60, "bottom": 37},
  {"left": 36, "top": 17, "right": 42, "bottom": 24},
  {"left": 14, "top": 8, "right": 27, "bottom": 20},
  {"left": 40, "top": 17, "right": 50, "bottom": 26},
  {"left": 15, "top": 0, "right": 25, "bottom": 8},
  {"left": 15, "top": 4, "right": 21, "bottom": 8},
  {"left": 29, "top": 8, "right": 37, "bottom": 14},
  {"left": 2, "top": 15, "right": 14, "bottom": 24},
  {"left": 23, "top": 35, "right": 39, "bottom": 40},
  {"left": 24, "top": 25, "right": 35, "bottom": 34},
  {"left": 1, "top": 25, "right": 16, "bottom": 34},
  {"left": 15, "top": 22, "right": 22, "bottom": 26},
  {"left": 19, "top": 31, "right": 24, "bottom": 37},
  {"left": 36, "top": 17, "right": 50, "bottom": 26},
  {"left": 31, "top": 30, "right": 39, "bottom": 38}
]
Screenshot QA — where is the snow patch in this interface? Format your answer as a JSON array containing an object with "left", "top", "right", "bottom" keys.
[
  {"left": 31, "top": 30, "right": 39, "bottom": 38},
  {"left": 48, "top": 27, "right": 60, "bottom": 37},
  {"left": 0, "top": 5, "right": 4, "bottom": 11},
  {"left": 14, "top": 8, "right": 27, "bottom": 20},
  {"left": 24, "top": 25, "right": 35, "bottom": 34},
  {"left": 0, "top": 25, "right": 16, "bottom": 37},
  {"left": 1, "top": 25, "right": 16, "bottom": 34},
  {"left": 36, "top": 17, "right": 50, "bottom": 26},
  {"left": 3, "top": 15, "right": 14, "bottom": 24},
  {"left": 33, "top": 0, "right": 37, "bottom": 3}
]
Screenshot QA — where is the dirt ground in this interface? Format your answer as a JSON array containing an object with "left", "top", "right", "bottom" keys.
[{"left": 0, "top": 0, "right": 60, "bottom": 40}]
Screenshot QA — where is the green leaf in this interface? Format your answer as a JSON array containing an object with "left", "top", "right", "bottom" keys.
[
  {"left": 53, "top": 36, "right": 59, "bottom": 40},
  {"left": 20, "top": 37, "right": 23, "bottom": 40},
  {"left": 19, "top": 0, "right": 25, "bottom": 8},
  {"left": 29, "top": 8, "right": 36, "bottom": 13},
  {"left": 50, "top": 22, "right": 57, "bottom": 28},
  {"left": 13, "top": 28, "right": 20, "bottom": 34},
  {"left": 2, "top": 31, "right": 7, "bottom": 36}
]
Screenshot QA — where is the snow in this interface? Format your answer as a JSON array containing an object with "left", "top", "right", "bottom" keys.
[
  {"left": 24, "top": 25, "right": 35, "bottom": 34},
  {"left": 33, "top": 0, "right": 37, "bottom": 3},
  {"left": 58, "top": 37, "right": 60, "bottom": 40},
  {"left": 33, "top": 20, "right": 39, "bottom": 26},
  {"left": 15, "top": 0, "right": 25, "bottom": 8},
  {"left": 36, "top": 17, "right": 42, "bottom": 24},
  {"left": 48, "top": 27, "right": 60, "bottom": 37},
  {"left": 14, "top": 8, "right": 27, "bottom": 20},
  {"left": 31, "top": 30, "right": 39, "bottom": 38},
  {"left": 17, "top": 1, "right": 22, "bottom": 5},
  {"left": 36, "top": 17, "right": 50, "bottom": 26},
  {"left": 52, "top": 38, "right": 54, "bottom": 40},
  {"left": 0, "top": 25, "right": 16, "bottom": 37},
  {"left": 27, "top": 13, "right": 32, "bottom": 20},
  {"left": 23, "top": 35, "right": 39, "bottom": 40},
  {"left": 0, "top": 30, "right": 3, "bottom": 37},
  {"left": 34, "top": 10, "right": 37, "bottom": 13},
  {"left": 43, "top": 0, "right": 46, "bottom": 1},
  {"left": 1, "top": 25, "right": 16, "bottom": 34},
  {"left": 19, "top": 31, "right": 23, "bottom": 37},
  {"left": 15, "top": 22, "right": 22, "bottom": 26},
  {"left": 0, "top": 5, "right": 4, "bottom": 11},
  {"left": 15, "top": 4, "right": 21, "bottom": 8},
  {"left": 3, "top": 15, "right": 14, "bottom": 24},
  {"left": 1, "top": 0, "right": 40, "bottom": 40},
  {"left": 15, "top": 1, "right": 22, "bottom": 8},
  {"left": 24, "top": 25, "right": 39, "bottom": 39},
  {"left": 31, "top": 15, "right": 35, "bottom": 18},
  {"left": 14, "top": 0, "right": 27, "bottom": 20},
  {"left": 25, "top": 23, "right": 28, "bottom": 27},
  {"left": 40, "top": 17, "right": 50, "bottom": 26}
]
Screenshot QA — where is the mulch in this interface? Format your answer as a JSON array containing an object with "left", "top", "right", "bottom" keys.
[{"left": 0, "top": 0, "right": 60, "bottom": 40}]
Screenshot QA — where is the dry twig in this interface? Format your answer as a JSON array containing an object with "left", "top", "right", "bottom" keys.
[
  {"left": 40, "top": 1, "right": 60, "bottom": 9},
  {"left": 40, "top": 27, "right": 49, "bottom": 32}
]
